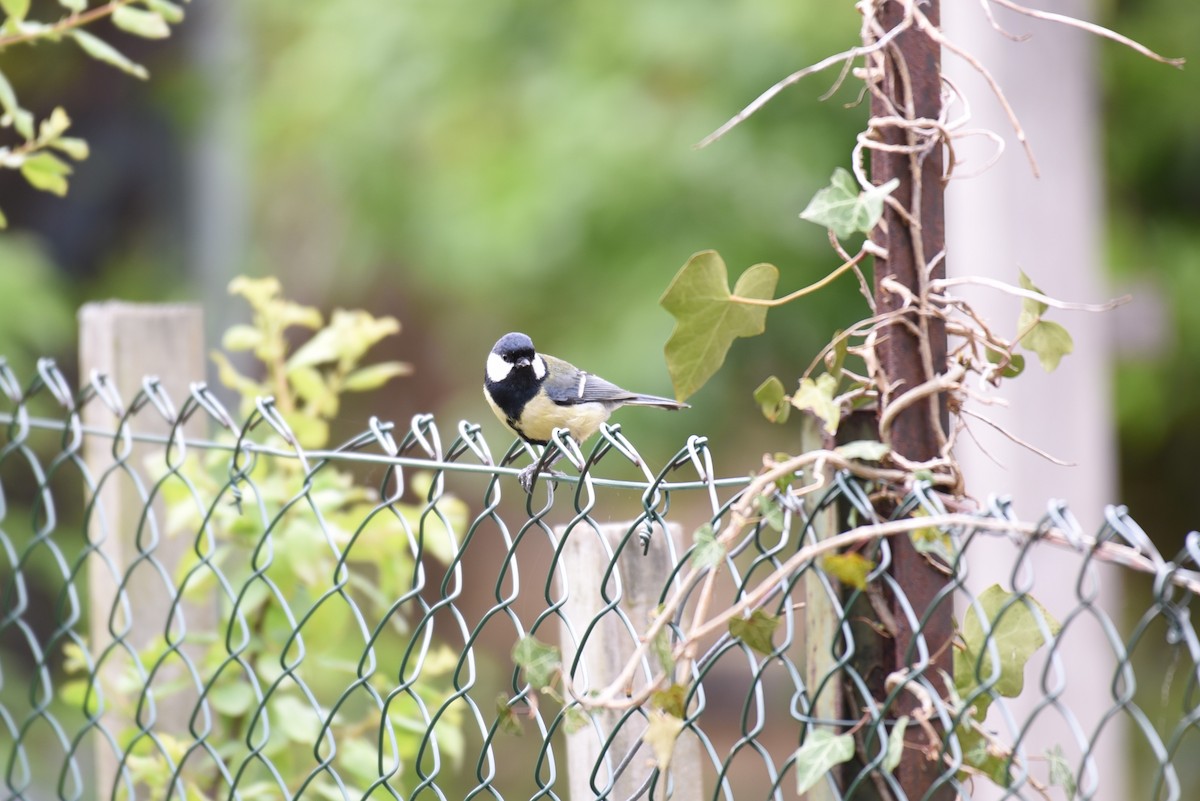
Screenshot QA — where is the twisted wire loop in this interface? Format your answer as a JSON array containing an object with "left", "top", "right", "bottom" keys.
[{"left": 1, "top": 365, "right": 1198, "bottom": 800}]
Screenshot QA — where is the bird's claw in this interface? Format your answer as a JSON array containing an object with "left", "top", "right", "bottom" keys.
[{"left": 517, "top": 464, "right": 567, "bottom": 493}]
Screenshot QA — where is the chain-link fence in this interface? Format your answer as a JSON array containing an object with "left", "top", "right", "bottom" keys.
[{"left": 2, "top": 360, "right": 1199, "bottom": 801}]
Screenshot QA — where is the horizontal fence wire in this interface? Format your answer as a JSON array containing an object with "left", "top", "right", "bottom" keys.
[{"left": 1, "top": 361, "right": 1200, "bottom": 801}]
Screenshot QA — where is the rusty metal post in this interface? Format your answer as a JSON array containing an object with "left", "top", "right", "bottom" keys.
[{"left": 869, "top": 2, "right": 955, "bottom": 799}]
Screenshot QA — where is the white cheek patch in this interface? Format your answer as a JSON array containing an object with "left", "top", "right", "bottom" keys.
[
  {"left": 532, "top": 355, "right": 547, "bottom": 380},
  {"left": 486, "top": 352, "right": 513, "bottom": 383}
]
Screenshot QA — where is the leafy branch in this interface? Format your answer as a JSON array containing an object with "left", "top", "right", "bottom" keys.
[{"left": 0, "top": 0, "right": 189, "bottom": 222}]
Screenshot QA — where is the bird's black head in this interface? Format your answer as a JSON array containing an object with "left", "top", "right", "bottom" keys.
[{"left": 486, "top": 332, "right": 546, "bottom": 386}]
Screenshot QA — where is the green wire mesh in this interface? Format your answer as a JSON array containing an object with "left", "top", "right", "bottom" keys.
[{"left": 2, "top": 360, "right": 1199, "bottom": 800}]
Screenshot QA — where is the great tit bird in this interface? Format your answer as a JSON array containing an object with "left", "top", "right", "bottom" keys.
[{"left": 483, "top": 332, "right": 688, "bottom": 490}]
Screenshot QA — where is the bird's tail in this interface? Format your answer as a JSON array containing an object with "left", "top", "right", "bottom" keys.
[{"left": 624, "top": 394, "right": 690, "bottom": 410}]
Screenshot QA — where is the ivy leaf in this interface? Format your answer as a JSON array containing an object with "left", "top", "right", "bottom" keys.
[
  {"left": 835, "top": 440, "right": 890, "bottom": 462},
  {"left": 650, "top": 683, "right": 687, "bottom": 719},
  {"left": 753, "top": 375, "right": 790, "bottom": 424},
  {"left": 660, "top": 250, "right": 778, "bottom": 401},
  {"left": 1016, "top": 271, "right": 1073, "bottom": 372},
  {"left": 690, "top": 524, "right": 725, "bottom": 570},
  {"left": 800, "top": 168, "right": 900, "bottom": 239},
  {"left": 1018, "top": 270, "right": 1049, "bottom": 317},
  {"left": 909, "top": 509, "right": 957, "bottom": 567},
  {"left": 112, "top": 6, "right": 171, "bottom": 38},
  {"left": 791, "top": 373, "right": 840, "bottom": 435},
  {"left": 822, "top": 552, "right": 875, "bottom": 590},
  {"left": 1045, "top": 744, "right": 1076, "bottom": 798},
  {"left": 757, "top": 494, "right": 785, "bottom": 532},
  {"left": 208, "top": 682, "right": 256, "bottom": 717},
  {"left": 512, "top": 636, "right": 560, "bottom": 690},
  {"left": 1021, "top": 319, "right": 1073, "bottom": 372},
  {"left": 561, "top": 705, "right": 590, "bottom": 734},
  {"left": 958, "top": 726, "right": 1012, "bottom": 787},
  {"left": 985, "top": 348, "right": 1025, "bottom": 379},
  {"left": 651, "top": 623, "right": 675, "bottom": 675},
  {"left": 883, "top": 716, "right": 909, "bottom": 774},
  {"left": 794, "top": 729, "right": 856, "bottom": 795},
  {"left": 643, "top": 710, "right": 684, "bottom": 772},
  {"left": 71, "top": 30, "right": 149, "bottom": 79},
  {"left": 20, "top": 152, "right": 72, "bottom": 196},
  {"left": 728, "top": 609, "right": 780, "bottom": 656},
  {"left": 954, "top": 585, "right": 1061, "bottom": 707},
  {"left": 495, "top": 695, "right": 523, "bottom": 736}
]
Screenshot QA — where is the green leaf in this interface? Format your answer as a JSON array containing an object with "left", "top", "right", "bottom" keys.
[
  {"left": 821, "top": 552, "right": 875, "bottom": 590},
  {"left": 753, "top": 375, "right": 790, "bottom": 424},
  {"left": 208, "top": 682, "right": 256, "bottom": 717},
  {"left": 729, "top": 609, "right": 780, "bottom": 656},
  {"left": 288, "top": 365, "right": 331, "bottom": 408},
  {"left": 512, "top": 635, "right": 560, "bottom": 690},
  {"left": 643, "top": 709, "right": 684, "bottom": 772},
  {"left": 342, "top": 361, "right": 412, "bottom": 391},
  {"left": 0, "top": 206, "right": 8, "bottom": 228},
  {"left": 883, "top": 716, "right": 909, "bottom": 773},
  {"left": 58, "top": 0, "right": 86, "bottom": 11},
  {"left": 800, "top": 168, "right": 900, "bottom": 239},
  {"left": 112, "top": 6, "right": 170, "bottom": 38},
  {"left": 651, "top": 624, "right": 675, "bottom": 675},
  {"left": 791, "top": 373, "right": 840, "bottom": 435},
  {"left": 1018, "top": 270, "right": 1049, "bottom": 317},
  {"left": 71, "top": 30, "right": 149, "bottom": 79},
  {"left": 49, "top": 136, "right": 89, "bottom": 161},
  {"left": 221, "top": 323, "right": 263, "bottom": 352},
  {"left": 835, "top": 440, "right": 890, "bottom": 462},
  {"left": 495, "top": 695, "right": 523, "bottom": 736},
  {"left": 561, "top": 705, "right": 590, "bottom": 734},
  {"left": 143, "top": 0, "right": 185, "bottom": 23},
  {"left": 37, "top": 107, "right": 71, "bottom": 142},
  {"left": 1015, "top": 271, "right": 1073, "bottom": 372},
  {"left": 985, "top": 348, "right": 1025, "bottom": 378},
  {"left": 20, "top": 152, "right": 72, "bottom": 196},
  {"left": 954, "top": 584, "right": 1062, "bottom": 706},
  {"left": 690, "top": 524, "right": 725, "bottom": 570},
  {"left": 958, "top": 726, "right": 1012, "bottom": 787},
  {"left": 757, "top": 494, "right": 785, "bottom": 532},
  {"left": 1045, "top": 744, "right": 1076, "bottom": 798},
  {"left": 0, "top": 0, "right": 30, "bottom": 23},
  {"left": 660, "top": 250, "right": 778, "bottom": 401},
  {"left": 650, "top": 683, "right": 687, "bottom": 719},
  {"left": 794, "top": 729, "right": 855, "bottom": 795},
  {"left": 1021, "top": 319, "right": 1073, "bottom": 372}
]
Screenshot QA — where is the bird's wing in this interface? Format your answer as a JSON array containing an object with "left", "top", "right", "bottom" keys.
[{"left": 540, "top": 355, "right": 637, "bottom": 406}]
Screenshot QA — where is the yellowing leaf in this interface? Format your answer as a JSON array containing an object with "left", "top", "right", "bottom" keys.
[
  {"left": 660, "top": 250, "right": 778, "bottom": 401},
  {"left": 650, "top": 683, "right": 687, "bottom": 719},
  {"left": 71, "top": 30, "right": 149, "bottom": 79},
  {"left": 20, "top": 151, "right": 72, "bottom": 196},
  {"left": 643, "top": 709, "right": 684, "bottom": 772},
  {"left": 342, "top": 361, "right": 412, "bottom": 391},
  {"left": 729, "top": 609, "right": 780, "bottom": 656},
  {"left": 822, "top": 552, "right": 875, "bottom": 590},
  {"left": 791, "top": 373, "right": 840, "bottom": 435},
  {"left": 112, "top": 6, "right": 171, "bottom": 38},
  {"left": 835, "top": 440, "right": 890, "bottom": 462}
]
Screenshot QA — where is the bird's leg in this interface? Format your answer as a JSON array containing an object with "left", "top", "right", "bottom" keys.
[{"left": 518, "top": 449, "right": 566, "bottom": 493}]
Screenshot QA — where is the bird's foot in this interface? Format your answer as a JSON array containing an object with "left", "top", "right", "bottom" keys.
[{"left": 517, "top": 464, "right": 568, "bottom": 493}]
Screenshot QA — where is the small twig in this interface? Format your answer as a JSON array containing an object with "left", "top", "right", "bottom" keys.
[
  {"left": 959, "top": 406, "right": 1075, "bottom": 466},
  {"left": 988, "top": 0, "right": 1184, "bottom": 68},
  {"left": 0, "top": 1, "right": 134, "bottom": 49},
  {"left": 932, "top": 275, "right": 1130, "bottom": 313}
]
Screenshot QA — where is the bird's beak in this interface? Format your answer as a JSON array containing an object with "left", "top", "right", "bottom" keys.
[{"left": 515, "top": 356, "right": 531, "bottom": 369}]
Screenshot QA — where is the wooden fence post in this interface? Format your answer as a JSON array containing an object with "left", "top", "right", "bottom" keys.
[
  {"left": 558, "top": 522, "right": 703, "bottom": 800},
  {"left": 79, "top": 302, "right": 207, "bottom": 798}
]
